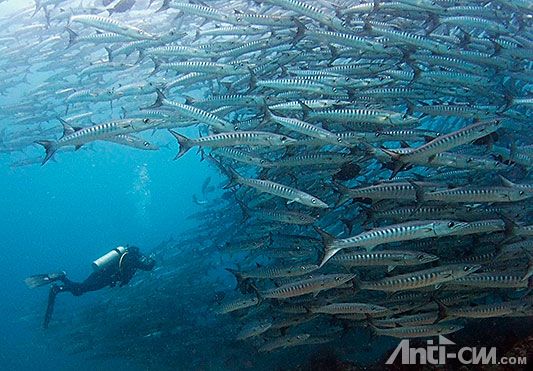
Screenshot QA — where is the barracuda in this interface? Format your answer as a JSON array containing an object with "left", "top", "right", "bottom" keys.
[
  {"left": 265, "top": 109, "right": 343, "bottom": 146},
  {"left": 214, "top": 296, "right": 260, "bottom": 314},
  {"left": 316, "top": 220, "right": 468, "bottom": 266},
  {"left": 70, "top": 15, "right": 156, "bottom": 40},
  {"left": 264, "top": 153, "right": 357, "bottom": 168},
  {"left": 259, "top": 273, "right": 355, "bottom": 299},
  {"left": 224, "top": 168, "right": 328, "bottom": 208},
  {"left": 149, "top": 89, "right": 233, "bottom": 132},
  {"left": 334, "top": 181, "right": 444, "bottom": 206},
  {"left": 372, "top": 323, "right": 464, "bottom": 338},
  {"left": 421, "top": 186, "right": 531, "bottom": 203},
  {"left": 307, "top": 108, "right": 419, "bottom": 126},
  {"left": 442, "top": 300, "right": 530, "bottom": 320},
  {"left": 168, "top": 130, "right": 296, "bottom": 159},
  {"left": 450, "top": 273, "right": 531, "bottom": 289},
  {"left": 227, "top": 263, "right": 319, "bottom": 279},
  {"left": 311, "top": 302, "right": 389, "bottom": 315},
  {"left": 359, "top": 264, "right": 481, "bottom": 292},
  {"left": 36, "top": 118, "right": 162, "bottom": 164},
  {"left": 258, "top": 333, "right": 311, "bottom": 352},
  {"left": 236, "top": 320, "right": 272, "bottom": 340},
  {"left": 330, "top": 250, "right": 438, "bottom": 269},
  {"left": 382, "top": 119, "right": 503, "bottom": 175},
  {"left": 211, "top": 147, "right": 271, "bottom": 167}
]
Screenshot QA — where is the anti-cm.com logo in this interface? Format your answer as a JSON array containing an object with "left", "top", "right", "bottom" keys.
[{"left": 386, "top": 335, "right": 527, "bottom": 365}]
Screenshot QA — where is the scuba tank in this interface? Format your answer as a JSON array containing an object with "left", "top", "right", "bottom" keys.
[{"left": 92, "top": 246, "right": 127, "bottom": 272}]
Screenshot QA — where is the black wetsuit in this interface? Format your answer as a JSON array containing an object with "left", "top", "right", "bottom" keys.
[{"left": 44, "top": 247, "right": 155, "bottom": 328}]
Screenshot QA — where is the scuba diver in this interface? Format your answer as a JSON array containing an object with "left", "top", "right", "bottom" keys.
[{"left": 25, "top": 246, "right": 155, "bottom": 329}]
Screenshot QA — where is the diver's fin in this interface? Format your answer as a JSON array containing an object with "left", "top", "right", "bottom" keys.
[
  {"left": 43, "top": 285, "right": 61, "bottom": 329},
  {"left": 24, "top": 272, "right": 66, "bottom": 288}
]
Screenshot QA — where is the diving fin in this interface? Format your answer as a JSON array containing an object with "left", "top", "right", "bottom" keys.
[
  {"left": 24, "top": 271, "right": 66, "bottom": 288},
  {"left": 43, "top": 285, "right": 61, "bottom": 329}
]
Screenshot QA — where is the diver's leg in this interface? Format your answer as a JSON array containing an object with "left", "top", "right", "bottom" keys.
[{"left": 58, "top": 277, "right": 86, "bottom": 296}]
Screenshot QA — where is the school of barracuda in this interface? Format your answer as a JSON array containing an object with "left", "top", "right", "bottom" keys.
[{"left": 2, "top": 0, "right": 533, "bottom": 368}]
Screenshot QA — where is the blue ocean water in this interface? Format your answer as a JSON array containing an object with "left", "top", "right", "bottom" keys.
[{"left": 0, "top": 129, "right": 219, "bottom": 369}]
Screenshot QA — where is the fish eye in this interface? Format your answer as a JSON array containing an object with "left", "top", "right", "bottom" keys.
[
  {"left": 281, "top": 136, "right": 287, "bottom": 141},
  {"left": 234, "top": 125, "right": 239, "bottom": 130},
  {"left": 337, "top": 136, "right": 342, "bottom": 142},
  {"left": 463, "top": 266, "right": 469, "bottom": 271},
  {"left": 301, "top": 266, "right": 306, "bottom": 270},
  {"left": 402, "top": 114, "right": 408, "bottom": 119},
  {"left": 332, "top": 87, "right": 337, "bottom": 92},
  {"left": 311, "top": 199, "right": 317, "bottom": 204},
  {"left": 519, "top": 191, "right": 524, "bottom": 195},
  {"left": 335, "top": 276, "right": 341, "bottom": 281},
  {"left": 143, "top": 142, "right": 149, "bottom": 147},
  {"left": 448, "top": 221, "right": 455, "bottom": 228},
  {"left": 143, "top": 118, "right": 149, "bottom": 123}
]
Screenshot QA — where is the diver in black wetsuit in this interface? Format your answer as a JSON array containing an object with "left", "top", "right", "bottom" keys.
[{"left": 25, "top": 246, "right": 155, "bottom": 329}]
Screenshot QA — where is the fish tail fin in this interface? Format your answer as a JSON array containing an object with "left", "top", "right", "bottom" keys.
[
  {"left": 168, "top": 130, "right": 192, "bottom": 159},
  {"left": 225, "top": 268, "right": 244, "bottom": 288},
  {"left": 433, "top": 298, "right": 448, "bottom": 324},
  {"left": 183, "top": 95, "right": 196, "bottom": 105},
  {"left": 234, "top": 197, "right": 251, "bottom": 223},
  {"left": 193, "top": 29, "right": 201, "bottom": 42},
  {"left": 35, "top": 140, "right": 57, "bottom": 165},
  {"left": 149, "top": 57, "right": 161, "bottom": 76},
  {"left": 249, "top": 282, "right": 263, "bottom": 302},
  {"left": 408, "top": 180, "right": 425, "bottom": 205},
  {"left": 156, "top": 0, "right": 170, "bottom": 12},
  {"left": 340, "top": 218, "right": 355, "bottom": 235},
  {"left": 247, "top": 66, "right": 257, "bottom": 93},
  {"left": 292, "top": 18, "right": 306, "bottom": 45},
  {"left": 135, "top": 49, "right": 146, "bottom": 65},
  {"left": 259, "top": 106, "right": 273, "bottom": 127},
  {"left": 104, "top": 46, "right": 113, "bottom": 62},
  {"left": 358, "top": 204, "right": 373, "bottom": 226},
  {"left": 313, "top": 226, "right": 339, "bottom": 267},
  {"left": 222, "top": 167, "right": 242, "bottom": 189},
  {"left": 65, "top": 27, "right": 78, "bottom": 48},
  {"left": 331, "top": 181, "right": 352, "bottom": 207},
  {"left": 497, "top": 212, "right": 518, "bottom": 237},
  {"left": 380, "top": 148, "right": 406, "bottom": 178},
  {"left": 299, "top": 100, "right": 313, "bottom": 120},
  {"left": 145, "top": 88, "right": 165, "bottom": 109}
]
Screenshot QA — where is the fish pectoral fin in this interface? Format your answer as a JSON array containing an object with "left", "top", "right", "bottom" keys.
[
  {"left": 74, "top": 144, "right": 83, "bottom": 151},
  {"left": 387, "top": 265, "right": 396, "bottom": 273}
]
